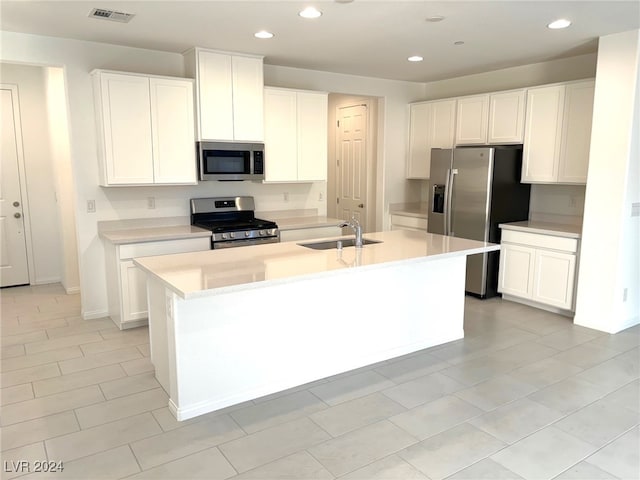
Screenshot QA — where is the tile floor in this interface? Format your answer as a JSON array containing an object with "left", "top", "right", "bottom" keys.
[{"left": 1, "top": 283, "right": 638, "bottom": 480}]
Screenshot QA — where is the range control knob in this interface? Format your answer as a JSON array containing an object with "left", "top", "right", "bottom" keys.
[
  {"left": 230, "top": 232, "right": 235, "bottom": 238},
  {"left": 221, "top": 233, "right": 227, "bottom": 240},
  {"left": 259, "top": 230, "right": 265, "bottom": 236},
  {"left": 245, "top": 231, "right": 250, "bottom": 237}
]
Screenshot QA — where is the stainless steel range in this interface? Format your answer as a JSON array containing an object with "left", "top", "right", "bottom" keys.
[{"left": 190, "top": 197, "right": 279, "bottom": 249}]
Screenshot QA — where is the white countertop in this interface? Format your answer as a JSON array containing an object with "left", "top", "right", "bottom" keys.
[
  {"left": 134, "top": 230, "right": 499, "bottom": 299},
  {"left": 389, "top": 203, "right": 428, "bottom": 219},
  {"left": 99, "top": 225, "right": 212, "bottom": 244},
  {"left": 499, "top": 221, "right": 582, "bottom": 239}
]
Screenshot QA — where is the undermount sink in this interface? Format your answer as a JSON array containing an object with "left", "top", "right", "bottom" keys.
[{"left": 298, "top": 238, "right": 382, "bottom": 250}]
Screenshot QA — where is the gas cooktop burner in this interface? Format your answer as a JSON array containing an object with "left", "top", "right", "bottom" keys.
[{"left": 190, "top": 196, "right": 280, "bottom": 249}]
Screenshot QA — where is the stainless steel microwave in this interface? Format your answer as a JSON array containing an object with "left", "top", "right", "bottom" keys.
[{"left": 197, "top": 141, "right": 265, "bottom": 181}]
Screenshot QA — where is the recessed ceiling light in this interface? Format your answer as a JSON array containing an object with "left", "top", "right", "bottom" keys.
[
  {"left": 408, "top": 56, "right": 424, "bottom": 62},
  {"left": 454, "top": 41, "right": 465, "bottom": 46},
  {"left": 299, "top": 7, "right": 322, "bottom": 19},
  {"left": 426, "top": 15, "right": 445, "bottom": 22},
  {"left": 547, "top": 18, "right": 571, "bottom": 29},
  {"left": 254, "top": 30, "right": 274, "bottom": 39}
]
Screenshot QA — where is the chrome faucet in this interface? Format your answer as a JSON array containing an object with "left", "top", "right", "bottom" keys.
[{"left": 339, "top": 217, "right": 363, "bottom": 248}]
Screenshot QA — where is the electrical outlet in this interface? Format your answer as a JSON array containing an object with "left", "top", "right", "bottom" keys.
[
  {"left": 319, "top": 192, "right": 324, "bottom": 201},
  {"left": 623, "top": 288, "right": 628, "bottom": 302},
  {"left": 284, "top": 192, "right": 289, "bottom": 202},
  {"left": 147, "top": 197, "right": 155, "bottom": 209},
  {"left": 87, "top": 200, "right": 96, "bottom": 213}
]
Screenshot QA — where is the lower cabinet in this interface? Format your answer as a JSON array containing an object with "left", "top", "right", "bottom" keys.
[
  {"left": 390, "top": 214, "right": 428, "bottom": 232},
  {"left": 105, "top": 237, "right": 210, "bottom": 329},
  {"left": 280, "top": 225, "right": 342, "bottom": 243},
  {"left": 498, "top": 229, "right": 579, "bottom": 313}
]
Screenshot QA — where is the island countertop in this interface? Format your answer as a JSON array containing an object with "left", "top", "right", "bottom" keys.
[{"left": 134, "top": 230, "right": 499, "bottom": 299}]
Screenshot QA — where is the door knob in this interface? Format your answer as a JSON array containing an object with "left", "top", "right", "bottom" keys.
[
  {"left": 14, "top": 212, "right": 21, "bottom": 218},
  {"left": 13, "top": 201, "right": 20, "bottom": 207},
  {"left": 358, "top": 204, "right": 364, "bottom": 208}
]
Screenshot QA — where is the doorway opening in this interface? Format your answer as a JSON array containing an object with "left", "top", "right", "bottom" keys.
[
  {"left": 0, "top": 63, "right": 79, "bottom": 293},
  {"left": 327, "top": 94, "right": 380, "bottom": 233}
]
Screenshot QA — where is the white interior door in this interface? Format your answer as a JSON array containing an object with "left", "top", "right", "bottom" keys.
[
  {"left": 337, "top": 104, "right": 368, "bottom": 230},
  {"left": 1, "top": 87, "right": 30, "bottom": 287}
]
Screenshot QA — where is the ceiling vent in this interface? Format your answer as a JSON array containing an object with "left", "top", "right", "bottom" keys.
[{"left": 88, "top": 8, "right": 135, "bottom": 23}]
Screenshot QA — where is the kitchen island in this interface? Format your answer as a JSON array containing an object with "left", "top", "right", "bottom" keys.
[{"left": 134, "top": 230, "right": 499, "bottom": 421}]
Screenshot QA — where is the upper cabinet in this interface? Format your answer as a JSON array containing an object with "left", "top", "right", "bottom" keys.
[
  {"left": 522, "top": 80, "right": 594, "bottom": 184},
  {"left": 407, "top": 99, "right": 456, "bottom": 179},
  {"left": 455, "top": 95, "right": 489, "bottom": 145},
  {"left": 264, "top": 87, "right": 328, "bottom": 183},
  {"left": 92, "top": 70, "right": 197, "bottom": 186},
  {"left": 455, "top": 89, "right": 526, "bottom": 145},
  {"left": 185, "top": 48, "right": 264, "bottom": 142}
]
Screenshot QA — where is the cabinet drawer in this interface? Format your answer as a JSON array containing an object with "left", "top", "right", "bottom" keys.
[
  {"left": 119, "top": 237, "right": 210, "bottom": 259},
  {"left": 390, "top": 214, "right": 428, "bottom": 230},
  {"left": 501, "top": 229, "right": 577, "bottom": 253}
]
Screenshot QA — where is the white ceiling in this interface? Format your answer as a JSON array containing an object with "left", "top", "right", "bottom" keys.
[{"left": 1, "top": 1, "right": 639, "bottom": 82}]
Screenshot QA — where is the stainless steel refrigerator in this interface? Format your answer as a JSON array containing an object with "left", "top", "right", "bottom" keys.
[{"left": 428, "top": 146, "right": 531, "bottom": 298}]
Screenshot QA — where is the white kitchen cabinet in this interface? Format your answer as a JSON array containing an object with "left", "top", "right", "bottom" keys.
[
  {"left": 92, "top": 70, "right": 196, "bottom": 186},
  {"left": 498, "top": 228, "right": 579, "bottom": 313},
  {"left": 522, "top": 80, "right": 594, "bottom": 184},
  {"left": 390, "top": 214, "right": 428, "bottom": 232},
  {"left": 185, "top": 48, "right": 264, "bottom": 142},
  {"left": 455, "top": 95, "right": 489, "bottom": 145},
  {"left": 105, "top": 237, "right": 210, "bottom": 329},
  {"left": 407, "top": 99, "right": 456, "bottom": 179},
  {"left": 488, "top": 89, "right": 526, "bottom": 144},
  {"left": 455, "top": 90, "right": 526, "bottom": 145},
  {"left": 264, "top": 87, "right": 328, "bottom": 183}
]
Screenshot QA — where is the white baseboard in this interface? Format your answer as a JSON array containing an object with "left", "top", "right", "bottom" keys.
[
  {"left": 65, "top": 286, "right": 80, "bottom": 294},
  {"left": 32, "top": 277, "right": 62, "bottom": 285},
  {"left": 501, "top": 294, "right": 574, "bottom": 318},
  {"left": 82, "top": 309, "right": 109, "bottom": 320}
]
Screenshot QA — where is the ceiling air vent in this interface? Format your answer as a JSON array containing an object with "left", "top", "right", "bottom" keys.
[{"left": 88, "top": 8, "right": 135, "bottom": 23}]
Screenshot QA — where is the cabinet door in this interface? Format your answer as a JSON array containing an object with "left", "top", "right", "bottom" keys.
[
  {"left": 558, "top": 81, "right": 595, "bottom": 184},
  {"left": 119, "top": 260, "right": 148, "bottom": 322},
  {"left": 297, "top": 91, "right": 328, "bottom": 181},
  {"left": 488, "top": 90, "right": 526, "bottom": 144},
  {"left": 407, "top": 103, "right": 430, "bottom": 178},
  {"left": 99, "top": 73, "right": 154, "bottom": 184},
  {"left": 232, "top": 55, "right": 264, "bottom": 142},
  {"left": 455, "top": 95, "right": 489, "bottom": 145},
  {"left": 430, "top": 100, "right": 456, "bottom": 149},
  {"left": 149, "top": 78, "right": 197, "bottom": 184},
  {"left": 198, "top": 51, "right": 234, "bottom": 141},
  {"left": 264, "top": 88, "right": 298, "bottom": 182},
  {"left": 532, "top": 250, "right": 576, "bottom": 310},
  {"left": 522, "top": 85, "right": 565, "bottom": 182},
  {"left": 498, "top": 244, "right": 535, "bottom": 298}
]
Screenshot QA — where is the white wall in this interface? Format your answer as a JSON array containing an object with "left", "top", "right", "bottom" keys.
[
  {"left": 423, "top": 53, "right": 597, "bottom": 100},
  {"left": 575, "top": 30, "right": 640, "bottom": 333},
  {"left": 0, "top": 63, "right": 63, "bottom": 285},
  {"left": 45, "top": 66, "right": 80, "bottom": 293}
]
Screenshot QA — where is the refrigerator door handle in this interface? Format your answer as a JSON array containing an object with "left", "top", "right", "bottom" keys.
[{"left": 445, "top": 168, "right": 457, "bottom": 236}]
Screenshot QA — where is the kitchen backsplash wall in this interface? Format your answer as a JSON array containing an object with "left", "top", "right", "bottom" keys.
[
  {"left": 99, "top": 181, "right": 327, "bottom": 220},
  {"left": 529, "top": 184, "right": 586, "bottom": 225}
]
